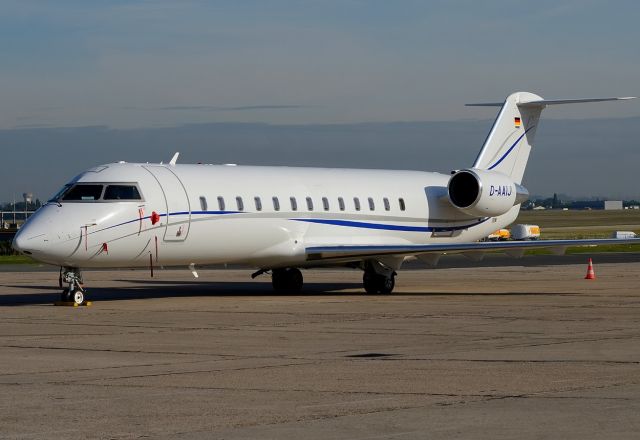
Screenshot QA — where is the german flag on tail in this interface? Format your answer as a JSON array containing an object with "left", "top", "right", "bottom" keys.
[{"left": 514, "top": 117, "right": 521, "bottom": 128}]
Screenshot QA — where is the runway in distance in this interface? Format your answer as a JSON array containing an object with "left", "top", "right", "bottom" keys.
[{"left": 12, "top": 91, "right": 639, "bottom": 304}]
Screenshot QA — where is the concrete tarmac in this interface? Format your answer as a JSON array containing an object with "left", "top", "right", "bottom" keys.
[{"left": 1, "top": 257, "right": 640, "bottom": 439}]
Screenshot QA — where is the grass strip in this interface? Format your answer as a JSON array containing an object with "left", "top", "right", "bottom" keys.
[{"left": 0, "top": 255, "right": 38, "bottom": 264}]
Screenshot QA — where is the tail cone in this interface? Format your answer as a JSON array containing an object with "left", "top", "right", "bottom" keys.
[{"left": 585, "top": 258, "right": 596, "bottom": 280}]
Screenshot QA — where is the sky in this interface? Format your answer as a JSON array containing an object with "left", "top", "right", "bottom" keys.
[{"left": 1, "top": 0, "right": 639, "bottom": 201}]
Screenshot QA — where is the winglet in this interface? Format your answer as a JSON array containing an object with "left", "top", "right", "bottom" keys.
[{"left": 169, "top": 152, "right": 180, "bottom": 166}]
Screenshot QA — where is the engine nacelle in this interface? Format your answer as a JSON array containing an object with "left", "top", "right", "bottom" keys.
[{"left": 447, "top": 168, "right": 529, "bottom": 217}]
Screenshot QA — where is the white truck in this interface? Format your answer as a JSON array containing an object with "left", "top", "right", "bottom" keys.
[
  {"left": 511, "top": 224, "right": 541, "bottom": 240},
  {"left": 611, "top": 231, "right": 637, "bottom": 239}
]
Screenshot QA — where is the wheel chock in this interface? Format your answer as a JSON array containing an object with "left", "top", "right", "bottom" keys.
[{"left": 54, "top": 301, "right": 93, "bottom": 307}]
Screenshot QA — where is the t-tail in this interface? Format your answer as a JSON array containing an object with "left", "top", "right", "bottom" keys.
[
  {"left": 446, "top": 92, "right": 635, "bottom": 219},
  {"left": 468, "top": 91, "right": 636, "bottom": 184}
]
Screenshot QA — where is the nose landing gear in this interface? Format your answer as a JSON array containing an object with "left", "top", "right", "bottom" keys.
[{"left": 59, "top": 267, "right": 87, "bottom": 305}]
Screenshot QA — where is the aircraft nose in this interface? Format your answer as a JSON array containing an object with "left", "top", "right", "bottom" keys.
[
  {"left": 12, "top": 225, "right": 48, "bottom": 256},
  {"left": 12, "top": 230, "right": 25, "bottom": 253}
]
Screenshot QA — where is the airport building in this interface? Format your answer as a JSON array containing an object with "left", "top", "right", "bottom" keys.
[
  {"left": 604, "top": 200, "right": 624, "bottom": 210},
  {"left": 0, "top": 192, "right": 38, "bottom": 234}
]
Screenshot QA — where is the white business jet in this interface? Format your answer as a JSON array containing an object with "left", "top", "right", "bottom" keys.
[{"left": 12, "top": 92, "right": 639, "bottom": 304}]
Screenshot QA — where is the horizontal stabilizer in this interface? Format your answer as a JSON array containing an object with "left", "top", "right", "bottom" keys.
[
  {"left": 465, "top": 102, "right": 505, "bottom": 107},
  {"left": 519, "top": 96, "right": 637, "bottom": 107},
  {"left": 467, "top": 96, "right": 636, "bottom": 107}
]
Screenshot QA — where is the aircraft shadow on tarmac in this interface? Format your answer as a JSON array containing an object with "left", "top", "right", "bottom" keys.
[
  {"left": 0, "top": 277, "right": 582, "bottom": 306},
  {"left": 3, "top": 251, "right": 638, "bottom": 305},
  {"left": 0, "top": 281, "right": 359, "bottom": 306}
]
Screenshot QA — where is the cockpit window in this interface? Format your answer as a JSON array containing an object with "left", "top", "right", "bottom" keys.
[
  {"left": 48, "top": 184, "right": 72, "bottom": 202},
  {"left": 61, "top": 184, "right": 104, "bottom": 201},
  {"left": 104, "top": 185, "right": 142, "bottom": 200},
  {"left": 49, "top": 182, "right": 143, "bottom": 203}
]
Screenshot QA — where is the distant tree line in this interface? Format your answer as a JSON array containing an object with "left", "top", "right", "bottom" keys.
[{"left": 0, "top": 241, "right": 17, "bottom": 256}]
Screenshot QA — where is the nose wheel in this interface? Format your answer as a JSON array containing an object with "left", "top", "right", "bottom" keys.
[{"left": 60, "top": 268, "right": 86, "bottom": 305}]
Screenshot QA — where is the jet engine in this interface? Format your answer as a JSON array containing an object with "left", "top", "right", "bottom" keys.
[{"left": 447, "top": 168, "right": 529, "bottom": 217}]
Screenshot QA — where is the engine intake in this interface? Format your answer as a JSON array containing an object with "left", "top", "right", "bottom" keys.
[{"left": 447, "top": 168, "right": 529, "bottom": 217}]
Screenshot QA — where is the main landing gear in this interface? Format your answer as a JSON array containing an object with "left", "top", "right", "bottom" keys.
[
  {"left": 59, "top": 267, "right": 87, "bottom": 305},
  {"left": 271, "top": 268, "right": 304, "bottom": 293},
  {"left": 255, "top": 262, "right": 397, "bottom": 295},
  {"left": 362, "top": 262, "right": 396, "bottom": 294}
]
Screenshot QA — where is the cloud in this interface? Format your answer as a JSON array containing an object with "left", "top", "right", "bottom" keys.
[
  {"left": 155, "top": 104, "right": 313, "bottom": 112},
  {"left": 13, "top": 123, "right": 55, "bottom": 129}
]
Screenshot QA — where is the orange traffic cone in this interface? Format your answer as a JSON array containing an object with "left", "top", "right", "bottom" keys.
[{"left": 585, "top": 258, "right": 596, "bottom": 280}]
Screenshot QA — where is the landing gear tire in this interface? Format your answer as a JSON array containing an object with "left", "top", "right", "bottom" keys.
[
  {"left": 363, "top": 271, "right": 395, "bottom": 294},
  {"left": 59, "top": 267, "right": 87, "bottom": 304},
  {"left": 272, "top": 268, "right": 303, "bottom": 293},
  {"left": 72, "top": 289, "right": 85, "bottom": 305},
  {"left": 363, "top": 271, "right": 378, "bottom": 294}
]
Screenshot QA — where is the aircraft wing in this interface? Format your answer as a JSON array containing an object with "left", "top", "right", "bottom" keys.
[{"left": 305, "top": 238, "right": 640, "bottom": 263}]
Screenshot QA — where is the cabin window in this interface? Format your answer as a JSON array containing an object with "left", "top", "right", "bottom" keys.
[
  {"left": 290, "top": 196, "right": 298, "bottom": 211},
  {"left": 199, "top": 196, "right": 208, "bottom": 211},
  {"left": 62, "top": 184, "right": 104, "bottom": 201},
  {"left": 399, "top": 198, "right": 406, "bottom": 211},
  {"left": 322, "top": 197, "right": 330, "bottom": 211},
  {"left": 306, "top": 197, "right": 314, "bottom": 211},
  {"left": 368, "top": 197, "right": 375, "bottom": 211},
  {"left": 104, "top": 185, "right": 142, "bottom": 201},
  {"left": 254, "top": 197, "right": 262, "bottom": 211},
  {"left": 272, "top": 196, "right": 280, "bottom": 211},
  {"left": 338, "top": 197, "right": 345, "bottom": 211},
  {"left": 217, "top": 196, "right": 225, "bottom": 211},
  {"left": 236, "top": 196, "right": 244, "bottom": 211},
  {"left": 383, "top": 197, "right": 390, "bottom": 211},
  {"left": 353, "top": 197, "right": 361, "bottom": 211}
]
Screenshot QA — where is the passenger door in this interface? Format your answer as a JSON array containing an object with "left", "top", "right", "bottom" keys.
[{"left": 143, "top": 165, "right": 191, "bottom": 242}]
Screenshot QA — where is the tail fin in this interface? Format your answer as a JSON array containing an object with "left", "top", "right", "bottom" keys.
[{"left": 468, "top": 92, "right": 636, "bottom": 184}]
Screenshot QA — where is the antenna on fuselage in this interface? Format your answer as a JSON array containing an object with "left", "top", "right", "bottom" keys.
[{"left": 169, "top": 152, "right": 180, "bottom": 166}]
